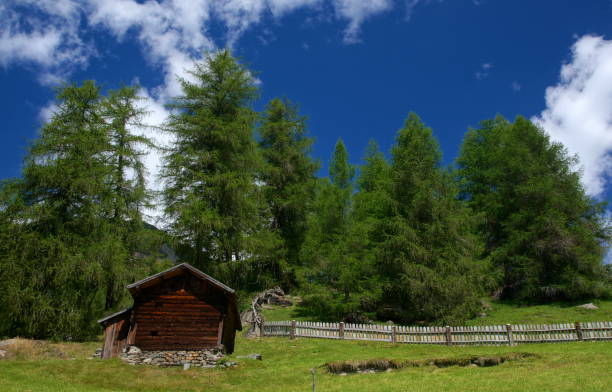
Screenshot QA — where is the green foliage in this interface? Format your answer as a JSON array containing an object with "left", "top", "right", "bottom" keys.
[
  {"left": 161, "top": 50, "right": 282, "bottom": 290},
  {"left": 457, "top": 116, "right": 611, "bottom": 301},
  {"left": 297, "top": 117, "right": 493, "bottom": 324},
  {"left": 0, "top": 82, "right": 170, "bottom": 340},
  {"left": 371, "top": 113, "right": 490, "bottom": 324},
  {"left": 299, "top": 140, "right": 374, "bottom": 321},
  {"left": 329, "top": 139, "right": 355, "bottom": 191},
  {"left": 258, "top": 98, "right": 318, "bottom": 277},
  {"left": 102, "top": 85, "right": 153, "bottom": 224}
]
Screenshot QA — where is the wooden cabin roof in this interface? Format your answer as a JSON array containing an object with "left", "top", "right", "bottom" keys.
[
  {"left": 97, "top": 307, "right": 132, "bottom": 326},
  {"left": 126, "top": 263, "right": 235, "bottom": 294},
  {"left": 98, "top": 263, "right": 241, "bottom": 332}
]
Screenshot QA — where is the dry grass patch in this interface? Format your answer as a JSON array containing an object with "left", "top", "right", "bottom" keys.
[{"left": 0, "top": 338, "right": 98, "bottom": 360}]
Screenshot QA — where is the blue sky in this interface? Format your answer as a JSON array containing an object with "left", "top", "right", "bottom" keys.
[{"left": 1, "top": 0, "right": 612, "bottom": 206}]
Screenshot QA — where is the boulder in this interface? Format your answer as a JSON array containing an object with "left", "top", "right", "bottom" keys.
[{"left": 577, "top": 303, "right": 599, "bottom": 310}]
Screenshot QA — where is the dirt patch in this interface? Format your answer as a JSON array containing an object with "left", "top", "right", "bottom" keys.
[{"left": 325, "top": 352, "right": 538, "bottom": 374}]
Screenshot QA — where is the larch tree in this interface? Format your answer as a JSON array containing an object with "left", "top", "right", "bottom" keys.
[
  {"left": 299, "top": 139, "right": 362, "bottom": 320},
  {"left": 100, "top": 85, "right": 159, "bottom": 310},
  {"left": 0, "top": 81, "right": 115, "bottom": 338},
  {"left": 0, "top": 81, "right": 166, "bottom": 339},
  {"left": 161, "top": 50, "right": 278, "bottom": 288},
  {"left": 457, "top": 116, "right": 611, "bottom": 300},
  {"left": 374, "top": 113, "right": 489, "bottom": 324},
  {"left": 258, "top": 98, "right": 318, "bottom": 276}
]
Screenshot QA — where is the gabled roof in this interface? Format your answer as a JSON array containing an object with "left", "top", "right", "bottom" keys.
[
  {"left": 126, "top": 263, "right": 235, "bottom": 294},
  {"left": 97, "top": 307, "right": 132, "bottom": 325}
]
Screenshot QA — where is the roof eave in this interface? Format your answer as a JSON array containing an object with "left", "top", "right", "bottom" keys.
[
  {"left": 126, "top": 263, "right": 235, "bottom": 294},
  {"left": 97, "top": 307, "right": 132, "bottom": 325}
]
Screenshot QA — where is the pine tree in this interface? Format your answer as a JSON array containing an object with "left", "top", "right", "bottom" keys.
[
  {"left": 102, "top": 85, "right": 152, "bottom": 223},
  {"left": 0, "top": 81, "right": 112, "bottom": 338},
  {"left": 457, "top": 116, "right": 611, "bottom": 300},
  {"left": 304, "top": 139, "right": 354, "bottom": 249},
  {"left": 0, "top": 81, "right": 166, "bottom": 339},
  {"left": 330, "top": 139, "right": 355, "bottom": 191},
  {"left": 99, "top": 85, "right": 157, "bottom": 310},
  {"left": 374, "top": 113, "right": 489, "bottom": 324},
  {"left": 258, "top": 98, "right": 318, "bottom": 267},
  {"left": 299, "top": 139, "right": 361, "bottom": 320},
  {"left": 161, "top": 50, "right": 277, "bottom": 287}
]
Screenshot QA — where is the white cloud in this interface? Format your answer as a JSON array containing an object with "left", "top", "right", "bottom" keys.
[
  {"left": 1, "top": 0, "right": 405, "bottom": 78},
  {"left": 38, "top": 101, "right": 58, "bottom": 124},
  {"left": 0, "top": 1, "right": 89, "bottom": 81},
  {"left": 533, "top": 35, "right": 612, "bottom": 197},
  {"left": 268, "top": 0, "right": 322, "bottom": 16},
  {"left": 405, "top": 0, "right": 421, "bottom": 21},
  {"left": 332, "top": 0, "right": 393, "bottom": 43},
  {"left": 0, "top": 29, "right": 63, "bottom": 66},
  {"left": 475, "top": 62, "right": 492, "bottom": 80}
]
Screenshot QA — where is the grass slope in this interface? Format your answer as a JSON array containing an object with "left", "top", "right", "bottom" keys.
[
  {"left": 468, "top": 299, "right": 612, "bottom": 326},
  {"left": 1, "top": 335, "right": 611, "bottom": 391},
  {"left": 2, "top": 300, "right": 611, "bottom": 392}
]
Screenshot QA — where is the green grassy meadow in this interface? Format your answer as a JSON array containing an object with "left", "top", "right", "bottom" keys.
[
  {"left": 1, "top": 300, "right": 611, "bottom": 392},
  {"left": 467, "top": 299, "right": 612, "bottom": 326}
]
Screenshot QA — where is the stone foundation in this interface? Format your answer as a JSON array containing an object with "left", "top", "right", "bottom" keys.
[{"left": 119, "top": 345, "right": 232, "bottom": 368}]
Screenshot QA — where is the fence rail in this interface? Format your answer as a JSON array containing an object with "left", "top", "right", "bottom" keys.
[{"left": 261, "top": 320, "right": 612, "bottom": 346}]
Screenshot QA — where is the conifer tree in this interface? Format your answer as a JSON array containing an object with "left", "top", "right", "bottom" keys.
[
  {"left": 259, "top": 98, "right": 318, "bottom": 266},
  {"left": 457, "top": 116, "right": 610, "bottom": 300},
  {"left": 330, "top": 139, "right": 354, "bottom": 191},
  {"left": 0, "top": 81, "right": 165, "bottom": 338},
  {"left": 299, "top": 139, "right": 361, "bottom": 319},
  {"left": 100, "top": 85, "right": 157, "bottom": 310},
  {"left": 0, "top": 81, "right": 114, "bottom": 338},
  {"left": 304, "top": 139, "right": 354, "bottom": 248},
  {"left": 161, "top": 50, "right": 276, "bottom": 285},
  {"left": 102, "top": 85, "right": 152, "bottom": 223},
  {"left": 374, "top": 113, "right": 488, "bottom": 324}
]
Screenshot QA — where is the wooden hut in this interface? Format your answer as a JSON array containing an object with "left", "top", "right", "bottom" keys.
[{"left": 98, "top": 263, "right": 241, "bottom": 359}]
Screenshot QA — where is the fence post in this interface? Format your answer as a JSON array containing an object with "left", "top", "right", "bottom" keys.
[
  {"left": 339, "top": 322, "right": 345, "bottom": 339},
  {"left": 445, "top": 326, "right": 452, "bottom": 346},
  {"left": 391, "top": 326, "right": 397, "bottom": 344},
  {"left": 575, "top": 322, "right": 583, "bottom": 341},
  {"left": 259, "top": 321, "right": 264, "bottom": 337},
  {"left": 290, "top": 320, "right": 297, "bottom": 340},
  {"left": 505, "top": 324, "right": 514, "bottom": 346}
]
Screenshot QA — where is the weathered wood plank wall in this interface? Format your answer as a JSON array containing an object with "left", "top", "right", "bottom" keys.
[{"left": 134, "top": 292, "right": 222, "bottom": 351}]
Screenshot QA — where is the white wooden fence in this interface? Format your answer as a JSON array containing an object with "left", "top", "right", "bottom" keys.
[{"left": 262, "top": 320, "right": 612, "bottom": 346}]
